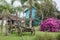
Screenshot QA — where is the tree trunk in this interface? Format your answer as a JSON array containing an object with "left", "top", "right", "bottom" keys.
[
  {"left": 1, "top": 18, "right": 4, "bottom": 33},
  {"left": 16, "top": 13, "right": 18, "bottom": 21},
  {"left": 10, "top": 20, "right": 12, "bottom": 33},
  {"left": 41, "top": 13, "right": 44, "bottom": 22},
  {"left": 22, "top": 3, "right": 26, "bottom": 27},
  {"left": 40, "top": 10, "right": 44, "bottom": 23},
  {"left": 28, "top": 0, "right": 33, "bottom": 28},
  {"left": 29, "top": 7, "right": 32, "bottom": 28},
  {"left": 16, "top": 12, "right": 18, "bottom": 30},
  {"left": 23, "top": 12, "right": 26, "bottom": 27},
  {"left": 5, "top": 23, "right": 9, "bottom": 36}
]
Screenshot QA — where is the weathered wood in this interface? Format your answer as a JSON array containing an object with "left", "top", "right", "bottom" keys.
[
  {"left": 5, "top": 14, "right": 35, "bottom": 36},
  {"left": 20, "top": 26, "right": 35, "bottom": 35}
]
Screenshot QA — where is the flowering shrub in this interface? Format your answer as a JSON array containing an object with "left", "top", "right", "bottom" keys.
[{"left": 40, "top": 18, "right": 60, "bottom": 32}]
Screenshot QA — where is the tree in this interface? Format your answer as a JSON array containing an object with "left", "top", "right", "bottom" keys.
[
  {"left": 43, "top": 0, "right": 56, "bottom": 18},
  {"left": 1, "top": 9, "right": 10, "bottom": 33},
  {"left": 28, "top": 0, "right": 33, "bottom": 28},
  {"left": 35, "top": 0, "right": 56, "bottom": 22},
  {"left": 20, "top": 0, "right": 27, "bottom": 27},
  {"left": 35, "top": 1, "right": 44, "bottom": 22},
  {"left": 20, "top": 0, "right": 37, "bottom": 27},
  {"left": 0, "top": 0, "right": 15, "bottom": 33}
]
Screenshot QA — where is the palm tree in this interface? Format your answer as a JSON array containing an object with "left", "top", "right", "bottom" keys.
[
  {"left": 15, "top": 6, "right": 23, "bottom": 20},
  {"left": 20, "top": 0, "right": 27, "bottom": 27},
  {"left": 0, "top": 0, "right": 8, "bottom": 32},
  {"left": 43, "top": 0, "right": 56, "bottom": 18},
  {"left": 0, "top": 0, "right": 15, "bottom": 33},
  {"left": 34, "top": 1, "right": 43, "bottom": 23},
  {"left": 20, "top": 0, "right": 36, "bottom": 28},
  {"left": 1, "top": 9, "right": 11, "bottom": 33},
  {"left": 28, "top": 0, "right": 33, "bottom": 28}
]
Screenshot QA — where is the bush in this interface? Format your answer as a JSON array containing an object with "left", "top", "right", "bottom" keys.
[{"left": 40, "top": 18, "right": 60, "bottom": 32}]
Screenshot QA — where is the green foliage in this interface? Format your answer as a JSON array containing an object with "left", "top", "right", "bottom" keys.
[
  {"left": 35, "top": 0, "right": 56, "bottom": 18},
  {"left": 0, "top": 0, "right": 14, "bottom": 14},
  {"left": 11, "top": 0, "right": 15, "bottom": 4},
  {"left": 20, "top": 0, "right": 27, "bottom": 4},
  {"left": 57, "top": 14, "right": 60, "bottom": 19},
  {"left": 43, "top": 0, "right": 56, "bottom": 17},
  {"left": 0, "top": 27, "right": 60, "bottom": 40}
]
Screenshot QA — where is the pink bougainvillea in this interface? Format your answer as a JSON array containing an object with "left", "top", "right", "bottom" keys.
[{"left": 40, "top": 18, "right": 60, "bottom": 32}]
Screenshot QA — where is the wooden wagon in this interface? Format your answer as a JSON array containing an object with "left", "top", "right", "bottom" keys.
[{"left": 5, "top": 14, "right": 35, "bottom": 36}]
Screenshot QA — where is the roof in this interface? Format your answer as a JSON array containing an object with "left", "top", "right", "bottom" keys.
[
  {"left": 25, "top": 7, "right": 36, "bottom": 12},
  {"left": 8, "top": 15, "right": 20, "bottom": 21}
]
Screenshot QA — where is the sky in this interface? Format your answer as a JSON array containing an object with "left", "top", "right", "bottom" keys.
[{"left": 53, "top": 0, "right": 60, "bottom": 11}]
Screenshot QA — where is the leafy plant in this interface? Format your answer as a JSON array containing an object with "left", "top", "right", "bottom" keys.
[{"left": 40, "top": 18, "right": 60, "bottom": 32}]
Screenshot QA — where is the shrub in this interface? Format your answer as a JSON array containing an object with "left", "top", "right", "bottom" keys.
[{"left": 40, "top": 18, "right": 60, "bottom": 32}]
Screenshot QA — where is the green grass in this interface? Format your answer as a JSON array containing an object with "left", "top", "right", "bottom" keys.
[{"left": 0, "top": 26, "right": 60, "bottom": 40}]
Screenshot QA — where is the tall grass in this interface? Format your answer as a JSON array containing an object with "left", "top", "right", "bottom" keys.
[
  {"left": 56, "top": 34, "right": 60, "bottom": 40},
  {"left": 0, "top": 26, "right": 60, "bottom": 40},
  {"left": 35, "top": 32, "right": 58, "bottom": 40}
]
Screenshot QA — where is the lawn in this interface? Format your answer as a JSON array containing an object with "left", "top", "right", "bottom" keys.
[{"left": 0, "top": 26, "right": 60, "bottom": 40}]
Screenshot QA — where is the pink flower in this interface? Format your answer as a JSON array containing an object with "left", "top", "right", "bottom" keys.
[{"left": 40, "top": 18, "right": 60, "bottom": 32}]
